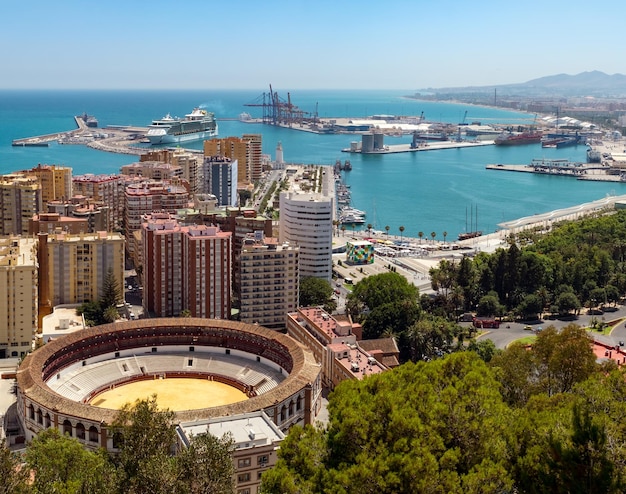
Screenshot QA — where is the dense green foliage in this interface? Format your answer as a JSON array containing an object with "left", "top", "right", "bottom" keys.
[
  {"left": 299, "top": 276, "right": 336, "bottom": 313},
  {"left": 262, "top": 328, "right": 626, "bottom": 493},
  {"left": 427, "top": 210, "right": 626, "bottom": 320},
  {"left": 1, "top": 397, "right": 234, "bottom": 494}
]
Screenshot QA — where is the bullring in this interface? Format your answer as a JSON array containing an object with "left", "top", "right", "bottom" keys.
[{"left": 16, "top": 318, "right": 322, "bottom": 450}]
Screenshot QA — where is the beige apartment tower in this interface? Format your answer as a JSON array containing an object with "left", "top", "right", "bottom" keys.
[
  {"left": 203, "top": 134, "right": 262, "bottom": 185},
  {"left": 23, "top": 164, "right": 73, "bottom": 204},
  {"left": 39, "top": 231, "right": 125, "bottom": 308},
  {"left": 0, "top": 174, "right": 42, "bottom": 235},
  {"left": 0, "top": 237, "right": 38, "bottom": 359},
  {"left": 238, "top": 233, "right": 299, "bottom": 330}
]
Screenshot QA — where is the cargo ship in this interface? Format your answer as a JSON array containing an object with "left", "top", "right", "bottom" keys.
[
  {"left": 494, "top": 131, "right": 542, "bottom": 146},
  {"left": 146, "top": 108, "right": 218, "bottom": 145}
]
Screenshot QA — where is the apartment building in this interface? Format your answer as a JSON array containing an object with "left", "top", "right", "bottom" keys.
[
  {"left": 203, "top": 155, "right": 238, "bottom": 207},
  {"left": 72, "top": 174, "right": 125, "bottom": 230},
  {"left": 238, "top": 233, "right": 298, "bottom": 330},
  {"left": 142, "top": 214, "right": 231, "bottom": 319},
  {"left": 0, "top": 174, "right": 42, "bottom": 235},
  {"left": 21, "top": 164, "right": 72, "bottom": 205},
  {"left": 0, "top": 237, "right": 38, "bottom": 359},
  {"left": 38, "top": 231, "right": 125, "bottom": 307}
]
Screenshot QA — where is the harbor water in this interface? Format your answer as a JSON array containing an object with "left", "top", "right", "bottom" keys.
[{"left": 0, "top": 89, "right": 616, "bottom": 238}]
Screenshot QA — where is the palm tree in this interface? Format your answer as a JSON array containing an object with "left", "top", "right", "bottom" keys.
[
  {"left": 443, "top": 231, "right": 448, "bottom": 244},
  {"left": 385, "top": 225, "right": 390, "bottom": 236},
  {"left": 418, "top": 231, "right": 424, "bottom": 244},
  {"left": 399, "top": 225, "right": 405, "bottom": 243},
  {"left": 341, "top": 225, "right": 347, "bottom": 236},
  {"left": 430, "top": 231, "right": 436, "bottom": 244},
  {"left": 367, "top": 223, "right": 373, "bottom": 235}
]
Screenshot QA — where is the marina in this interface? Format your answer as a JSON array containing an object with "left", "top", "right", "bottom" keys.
[{"left": 486, "top": 158, "right": 626, "bottom": 183}]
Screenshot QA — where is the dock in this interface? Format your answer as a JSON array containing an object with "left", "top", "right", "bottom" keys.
[
  {"left": 342, "top": 139, "right": 494, "bottom": 154},
  {"left": 486, "top": 160, "right": 624, "bottom": 183}
]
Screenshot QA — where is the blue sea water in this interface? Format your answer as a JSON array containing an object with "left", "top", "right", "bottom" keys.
[{"left": 0, "top": 89, "right": 616, "bottom": 239}]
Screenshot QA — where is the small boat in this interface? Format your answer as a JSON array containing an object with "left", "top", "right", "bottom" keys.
[{"left": 494, "top": 131, "right": 542, "bottom": 146}]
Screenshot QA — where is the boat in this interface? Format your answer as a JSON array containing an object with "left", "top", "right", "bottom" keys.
[
  {"left": 458, "top": 231, "right": 482, "bottom": 241},
  {"left": 458, "top": 204, "right": 482, "bottom": 241},
  {"left": 494, "top": 131, "right": 542, "bottom": 146},
  {"left": 238, "top": 112, "right": 252, "bottom": 122},
  {"left": 146, "top": 108, "right": 218, "bottom": 145}
]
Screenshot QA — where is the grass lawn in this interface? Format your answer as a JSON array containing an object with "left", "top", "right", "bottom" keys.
[{"left": 508, "top": 336, "right": 537, "bottom": 346}]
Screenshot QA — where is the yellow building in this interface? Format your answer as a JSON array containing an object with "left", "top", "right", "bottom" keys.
[
  {"left": 0, "top": 174, "right": 42, "bottom": 235},
  {"left": 24, "top": 164, "right": 73, "bottom": 205},
  {"left": 39, "top": 231, "right": 125, "bottom": 308},
  {"left": 0, "top": 237, "right": 38, "bottom": 359},
  {"left": 203, "top": 134, "right": 263, "bottom": 186}
]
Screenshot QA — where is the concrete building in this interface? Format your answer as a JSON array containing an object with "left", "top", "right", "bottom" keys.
[
  {"left": 286, "top": 307, "right": 390, "bottom": 390},
  {"left": 0, "top": 237, "right": 38, "bottom": 359},
  {"left": 204, "top": 134, "right": 262, "bottom": 186},
  {"left": 239, "top": 233, "right": 299, "bottom": 330},
  {"left": 38, "top": 231, "right": 125, "bottom": 309},
  {"left": 177, "top": 411, "right": 285, "bottom": 494},
  {"left": 72, "top": 174, "right": 125, "bottom": 230},
  {"left": 21, "top": 164, "right": 72, "bottom": 205},
  {"left": 124, "top": 180, "right": 191, "bottom": 257},
  {"left": 279, "top": 190, "right": 333, "bottom": 282},
  {"left": 242, "top": 134, "right": 263, "bottom": 183},
  {"left": 140, "top": 148, "right": 201, "bottom": 195},
  {"left": 46, "top": 198, "right": 111, "bottom": 233},
  {"left": 0, "top": 174, "right": 42, "bottom": 235},
  {"left": 203, "top": 155, "right": 238, "bottom": 207},
  {"left": 142, "top": 214, "right": 231, "bottom": 319},
  {"left": 29, "top": 212, "right": 88, "bottom": 235},
  {"left": 120, "top": 161, "right": 183, "bottom": 181}
]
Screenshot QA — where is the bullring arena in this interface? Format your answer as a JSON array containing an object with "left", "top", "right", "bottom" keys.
[{"left": 16, "top": 318, "right": 322, "bottom": 451}]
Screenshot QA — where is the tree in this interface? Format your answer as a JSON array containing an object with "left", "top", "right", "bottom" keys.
[
  {"left": 385, "top": 225, "right": 390, "bottom": 236},
  {"left": 556, "top": 292, "right": 581, "bottom": 316},
  {"left": 430, "top": 231, "right": 436, "bottom": 243},
  {"left": 443, "top": 231, "right": 448, "bottom": 244},
  {"left": 516, "top": 293, "right": 544, "bottom": 321},
  {"left": 299, "top": 276, "right": 336, "bottom": 313},
  {"left": 0, "top": 441, "right": 30, "bottom": 494},
  {"left": 178, "top": 431, "right": 236, "bottom": 494},
  {"left": 366, "top": 223, "right": 372, "bottom": 234},
  {"left": 25, "top": 428, "right": 117, "bottom": 494},
  {"left": 100, "top": 266, "right": 121, "bottom": 311},
  {"left": 110, "top": 395, "right": 178, "bottom": 493},
  {"left": 477, "top": 294, "right": 503, "bottom": 317},
  {"left": 399, "top": 225, "right": 405, "bottom": 242},
  {"left": 418, "top": 231, "right": 424, "bottom": 244},
  {"left": 340, "top": 224, "right": 346, "bottom": 236},
  {"left": 347, "top": 271, "right": 419, "bottom": 317}
]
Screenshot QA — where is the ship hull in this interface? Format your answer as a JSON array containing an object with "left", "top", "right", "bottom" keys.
[{"left": 147, "top": 127, "right": 219, "bottom": 145}]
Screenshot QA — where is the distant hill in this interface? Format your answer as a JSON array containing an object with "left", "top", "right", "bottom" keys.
[{"left": 418, "top": 71, "right": 626, "bottom": 98}]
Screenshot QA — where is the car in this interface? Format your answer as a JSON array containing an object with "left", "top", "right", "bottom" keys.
[{"left": 524, "top": 325, "right": 533, "bottom": 331}]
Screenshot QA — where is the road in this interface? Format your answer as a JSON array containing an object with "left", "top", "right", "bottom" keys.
[{"left": 478, "top": 306, "right": 626, "bottom": 349}]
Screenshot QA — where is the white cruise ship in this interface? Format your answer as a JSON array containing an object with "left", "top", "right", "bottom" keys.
[{"left": 146, "top": 108, "right": 218, "bottom": 145}]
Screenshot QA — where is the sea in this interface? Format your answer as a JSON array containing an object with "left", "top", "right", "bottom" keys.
[{"left": 0, "top": 89, "right": 617, "bottom": 239}]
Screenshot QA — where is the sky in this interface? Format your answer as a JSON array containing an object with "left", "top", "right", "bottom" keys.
[{"left": 2, "top": 0, "right": 625, "bottom": 91}]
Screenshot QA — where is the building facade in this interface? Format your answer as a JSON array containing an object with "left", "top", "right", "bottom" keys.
[
  {"left": 0, "top": 174, "right": 42, "bottom": 235},
  {"left": 38, "top": 231, "right": 125, "bottom": 308},
  {"left": 0, "top": 237, "right": 38, "bottom": 359},
  {"left": 72, "top": 174, "right": 125, "bottom": 230},
  {"left": 142, "top": 214, "right": 231, "bottom": 319},
  {"left": 22, "top": 164, "right": 73, "bottom": 205},
  {"left": 279, "top": 191, "right": 333, "bottom": 281},
  {"left": 203, "top": 156, "right": 238, "bottom": 207},
  {"left": 238, "top": 233, "right": 299, "bottom": 330},
  {"left": 204, "top": 135, "right": 262, "bottom": 186}
]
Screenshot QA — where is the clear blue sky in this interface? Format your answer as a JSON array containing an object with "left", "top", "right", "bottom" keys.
[{"left": 2, "top": 0, "right": 624, "bottom": 90}]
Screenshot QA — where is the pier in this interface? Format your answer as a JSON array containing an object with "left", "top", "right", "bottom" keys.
[
  {"left": 11, "top": 116, "right": 88, "bottom": 147},
  {"left": 486, "top": 160, "right": 624, "bottom": 183},
  {"left": 342, "top": 139, "right": 494, "bottom": 154}
]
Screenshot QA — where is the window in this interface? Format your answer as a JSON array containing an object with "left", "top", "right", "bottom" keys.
[
  {"left": 237, "top": 490, "right": 250, "bottom": 494},
  {"left": 257, "top": 454, "right": 269, "bottom": 465},
  {"left": 237, "top": 473, "right": 251, "bottom": 483},
  {"left": 237, "top": 458, "right": 251, "bottom": 468}
]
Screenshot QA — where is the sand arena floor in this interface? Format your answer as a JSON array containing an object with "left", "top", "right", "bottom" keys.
[{"left": 89, "top": 378, "right": 249, "bottom": 411}]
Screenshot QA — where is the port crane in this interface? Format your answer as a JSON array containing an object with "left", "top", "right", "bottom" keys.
[{"left": 244, "top": 85, "right": 313, "bottom": 127}]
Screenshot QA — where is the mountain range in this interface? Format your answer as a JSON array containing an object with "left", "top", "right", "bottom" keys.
[{"left": 420, "top": 71, "right": 626, "bottom": 98}]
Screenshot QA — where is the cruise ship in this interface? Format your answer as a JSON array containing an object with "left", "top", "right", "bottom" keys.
[{"left": 146, "top": 108, "right": 218, "bottom": 145}]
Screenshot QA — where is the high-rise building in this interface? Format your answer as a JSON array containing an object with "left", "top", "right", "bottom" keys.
[
  {"left": 203, "top": 134, "right": 262, "bottom": 185},
  {"left": 140, "top": 149, "right": 200, "bottom": 195},
  {"left": 29, "top": 212, "right": 88, "bottom": 235},
  {"left": 22, "top": 164, "right": 73, "bottom": 205},
  {"left": 120, "top": 161, "right": 183, "bottom": 182},
  {"left": 203, "top": 156, "right": 238, "bottom": 207},
  {"left": 38, "top": 231, "right": 125, "bottom": 308},
  {"left": 72, "top": 174, "right": 125, "bottom": 230},
  {"left": 279, "top": 190, "right": 333, "bottom": 281},
  {"left": 0, "top": 174, "right": 42, "bottom": 236},
  {"left": 242, "top": 133, "right": 263, "bottom": 182},
  {"left": 238, "top": 233, "right": 298, "bottom": 330},
  {"left": 124, "top": 180, "right": 191, "bottom": 257},
  {"left": 0, "top": 237, "right": 38, "bottom": 359},
  {"left": 142, "top": 214, "right": 231, "bottom": 319}
]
